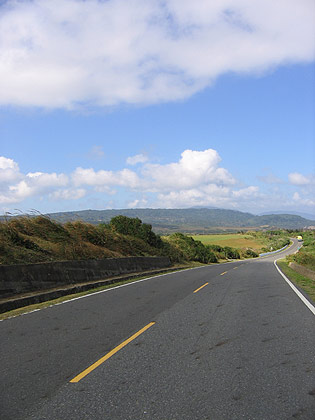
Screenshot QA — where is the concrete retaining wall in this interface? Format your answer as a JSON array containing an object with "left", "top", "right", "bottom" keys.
[
  {"left": 0, "top": 256, "right": 171, "bottom": 298},
  {"left": 259, "top": 244, "right": 289, "bottom": 257},
  {"left": 289, "top": 262, "right": 315, "bottom": 281}
]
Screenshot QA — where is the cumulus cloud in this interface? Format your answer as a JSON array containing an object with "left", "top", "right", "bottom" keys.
[
  {"left": 126, "top": 154, "right": 149, "bottom": 165},
  {"left": 0, "top": 149, "right": 238, "bottom": 208},
  {"left": 0, "top": 156, "right": 69, "bottom": 204},
  {"left": 0, "top": 156, "right": 22, "bottom": 183},
  {"left": 70, "top": 149, "right": 236, "bottom": 202},
  {"left": 0, "top": 0, "right": 314, "bottom": 109},
  {"left": 26, "top": 172, "right": 68, "bottom": 188},
  {"left": 157, "top": 186, "right": 230, "bottom": 209},
  {"left": 1, "top": 151, "right": 314, "bottom": 212},
  {"left": 50, "top": 188, "right": 86, "bottom": 200},
  {"left": 156, "top": 184, "right": 261, "bottom": 209},
  {"left": 288, "top": 172, "right": 315, "bottom": 185},
  {"left": 143, "top": 149, "right": 236, "bottom": 191},
  {"left": 72, "top": 167, "right": 142, "bottom": 188}
]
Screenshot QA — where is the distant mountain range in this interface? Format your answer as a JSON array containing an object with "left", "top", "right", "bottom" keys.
[
  {"left": 46, "top": 208, "right": 315, "bottom": 233},
  {"left": 259, "top": 210, "right": 315, "bottom": 220}
]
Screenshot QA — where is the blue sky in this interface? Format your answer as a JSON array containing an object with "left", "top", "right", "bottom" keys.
[{"left": 1, "top": 0, "right": 314, "bottom": 216}]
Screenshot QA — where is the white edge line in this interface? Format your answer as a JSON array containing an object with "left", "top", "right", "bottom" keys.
[
  {"left": 0, "top": 265, "right": 206, "bottom": 320},
  {"left": 274, "top": 259, "right": 315, "bottom": 316},
  {"left": 54, "top": 266, "right": 205, "bottom": 306}
]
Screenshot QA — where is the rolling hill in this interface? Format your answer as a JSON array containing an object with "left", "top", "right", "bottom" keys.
[{"left": 45, "top": 208, "right": 315, "bottom": 233}]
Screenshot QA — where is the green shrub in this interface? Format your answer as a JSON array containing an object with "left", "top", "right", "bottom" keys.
[
  {"left": 292, "top": 231, "right": 315, "bottom": 270},
  {"left": 223, "top": 246, "right": 240, "bottom": 259},
  {"left": 243, "top": 248, "right": 259, "bottom": 258},
  {"left": 165, "top": 233, "right": 217, "bottom": 263},
  {"left": 109, "top": 215, "right": 163, "bottom": 248}
]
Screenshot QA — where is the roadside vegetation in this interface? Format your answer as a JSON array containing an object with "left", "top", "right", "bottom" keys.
[
  {"left": 277, "top": 260, "right": 315, "bottom": 302},
  {"left": 0, "top": 215, "right": 238, "bottom": 266},
  {"left": 276, "top": 230, "right": 315, "bottom": 302},
  {"left": 0, "top": 215, "right": 297, "bottom": 267},
  {"left": 0, "top": 215, "right": 178, "bottom": 265},
  {"left": 191, "top": 233, "right": 262, "bottom": 250},
  {"left": 286, "top": 230, "right": 315, "bottom": 271},
  {"left": 191, "top": 230, "right": 291, "bottom": 259},
  {"left": 248, "top": 230, "right": 290, "bottom": 253}
]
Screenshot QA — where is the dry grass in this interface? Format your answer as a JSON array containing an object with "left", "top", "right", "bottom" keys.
[
  {"left": 0, "top": 215, "right": 162, "bottom": 265},
  {"left": 191, "top": 233, "right": 264, "bottom": 251}
]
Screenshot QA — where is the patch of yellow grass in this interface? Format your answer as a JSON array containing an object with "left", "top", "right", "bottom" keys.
[{"left": 191, "top": 233, "right": 264, "bottom": 251}]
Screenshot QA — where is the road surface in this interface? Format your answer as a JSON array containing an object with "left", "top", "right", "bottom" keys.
[{"left": 1, "top": 239, "right": 314, "bottom": 419}]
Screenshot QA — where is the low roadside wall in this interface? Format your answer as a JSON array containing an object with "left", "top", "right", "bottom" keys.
[
  {"left": 289, "top": 262, "right": 315, "bottom": 281},
  {"left": 259, "top": 244, "right": 289, "bottom": 257},
  {"left": 0, "top": 256, "right": 171, "bottom": 298}
]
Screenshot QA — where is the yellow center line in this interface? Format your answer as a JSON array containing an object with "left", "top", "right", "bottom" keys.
[
  {"left": 220, "top": 271, "right": 228, "bottom": 276},
  {"left": 193, "top": 282, "right": 208, "bottom": 293},
  {"left": 70, "top": 321, "right": 155, "bottom": 383},
  {"left": 233, "top": 267, "right": 238, "bottom": 269}
]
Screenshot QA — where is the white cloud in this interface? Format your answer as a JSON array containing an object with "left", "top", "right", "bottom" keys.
[
  {"left": 232, "top": 186, "right": 259, "bottom": 198},
  {"left": 288, "top": 172, "right": 315, "bottom": 185},
  {"left": 0, "top": 156, "right": 69, "bottom": 204},
  {"left": 126, "top": 154, "right": 149, "bottom": 165},
  {"left": 0, "top": 150, "right": 237, "bottom": 207},
  {"left": 0, "top": 156, "right": 18, "bottom": 171},
  {"left": 71, "top": 149, "right": 236, "bottom": 199},
  {"left": 94, "top": 185, "right": 116, "bottom": 195},
  {"left": 1, "top": 151, "right": 314, "bottom": 213},
  {"left": 156, "top": 184, "right": 261, "bottom": 209},
  {"left": 127, "top": 198, "right": 148, "bottom": 208},
  {"left": 26, "top": 171, "right": 68, "bottom": 188},
  {"left": 0, "top": 0, "right": 314, "bottom": 109},
  {"left": 143, "top": 149, "right": 235, "bottom": 191},
  {"left": 293, "top": 191, "right": 315, "bottom": 207},
  {"left": 50, "top": 188, "right": 86, "bottom": 200},
  {"left": 157, "top": 186, "right": 230, "bottom": 209},
  {"left": 0, "top": 156, "right": 22, "bottom": 183},
  {"left": 72, "top": 167, "right": 141, "bottom": 188}
]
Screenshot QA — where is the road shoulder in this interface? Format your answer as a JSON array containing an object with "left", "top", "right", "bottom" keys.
[{"left": 275, "top": 259, "right": 315, "bottom": 314}]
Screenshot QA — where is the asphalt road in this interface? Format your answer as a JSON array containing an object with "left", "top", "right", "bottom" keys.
[{"left": 1, "top": 239, "right": 314, "bottom": 419}]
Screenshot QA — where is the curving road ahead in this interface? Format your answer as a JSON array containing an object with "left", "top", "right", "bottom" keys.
[{"left": 1, "top": 239, "right": 314, "bottom": 419}]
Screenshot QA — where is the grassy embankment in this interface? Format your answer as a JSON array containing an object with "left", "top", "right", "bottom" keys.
[
  {"left": 0, "top": 216, "right": 293, "bottom": 267},
  {"left": 288, "top": 230, "right": 315, "bottom": 271},
  {"left": 277, "top": 230, "right": 315, "bottom": 302},
  {"left": 0, "top": 215, "right": 245, "bottom": 267},
  {"left": 276, "top": 260, "right": 315, "bottom": 302},
  {"left": 0, "top": 215, "right": 178, "bottom": 265}
]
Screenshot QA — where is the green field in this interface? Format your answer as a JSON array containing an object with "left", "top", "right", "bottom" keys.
[{"left": 191, "top": 233, "right": 264, "bottom": 251}]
